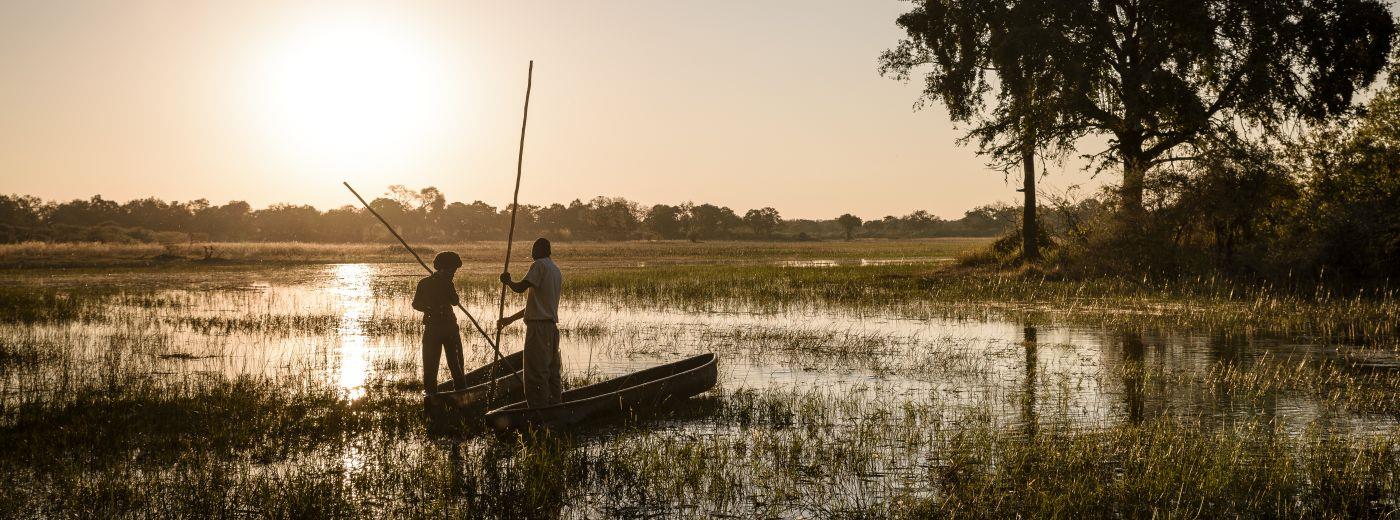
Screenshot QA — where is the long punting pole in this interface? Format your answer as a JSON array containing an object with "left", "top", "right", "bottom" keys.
[
  {"left": 343, "top": 181, "right": 501, "bottom": 355},
  {"left": 491, "top": 61, "right": 534, "bottom": 395}
]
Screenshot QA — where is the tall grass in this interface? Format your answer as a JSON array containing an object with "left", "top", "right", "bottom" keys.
[
  {"left": 0, "top": 242, "right": 1396, "bottom": 517},
  {"left": 0, "top": 238, "right": 987, "bottom": 268}
]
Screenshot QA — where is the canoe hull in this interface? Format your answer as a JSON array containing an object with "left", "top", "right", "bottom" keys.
[
  {"left": 433, "top": 350, "right": 524, "bottom": 393},
  {"left": 425, "top": 351, "right": 526, "bottom": 422},
  {"left": 485, "top": 353, "right": 718, "bottom": 432}
]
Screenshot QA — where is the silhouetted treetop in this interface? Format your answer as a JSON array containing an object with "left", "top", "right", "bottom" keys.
[{"left": 882, "top": 0, "right": 1396, "bottom": 213}]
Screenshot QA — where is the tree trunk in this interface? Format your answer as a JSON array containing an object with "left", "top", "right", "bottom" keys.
[
  {"left": 1021, "top": 138, "right": 1038, "bottom": 262},
  {"left": 1120, "top": 145, "right": 1147, "bottom": 215}
]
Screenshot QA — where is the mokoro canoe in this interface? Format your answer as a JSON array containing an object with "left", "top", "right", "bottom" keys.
[
  {"left": 484, "top": 353, "right": 718, "bottom": 432},
  {"left": 431, "top": 350, "right": 524, "bottom": 394},
  {"left": 425, "top": 350, "right": 527, "bottom": 419}
]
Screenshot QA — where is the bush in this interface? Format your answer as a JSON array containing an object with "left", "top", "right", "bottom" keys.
[{"left": 1288, "top": 96, "right": 1400, "bottom": 282}]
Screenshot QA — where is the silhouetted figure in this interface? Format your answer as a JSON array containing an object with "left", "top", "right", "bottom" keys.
[
  {"left": 498, "top": 238, "right": 563, "bottom": 407},
  {"left": 414, "top": 251, "right": 468, "bottom": 393}
]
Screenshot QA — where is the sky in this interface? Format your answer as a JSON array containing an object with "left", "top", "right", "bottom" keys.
[{"left": 0, "top": 0, "right": 1116, "bottom": 220}]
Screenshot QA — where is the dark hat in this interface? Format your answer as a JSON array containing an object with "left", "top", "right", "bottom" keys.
[{"left": 433, "top": 251, "right": 463, "bottom": 271}]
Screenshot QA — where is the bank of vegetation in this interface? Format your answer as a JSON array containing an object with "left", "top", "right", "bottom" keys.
[
  {"left": 880, "top": 0, "right": 1399, "bottom": 292},
  {"left": 969, "top": 80, "right": 1400, "bottom": 290}
]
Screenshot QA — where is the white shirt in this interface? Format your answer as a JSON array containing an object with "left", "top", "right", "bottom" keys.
[{"left": 523, "top": 257, "right": 562, "bottom": 322}]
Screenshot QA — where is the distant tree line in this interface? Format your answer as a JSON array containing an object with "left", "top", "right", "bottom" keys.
[{"left": 0, "top": 186, "right": 1018, "bottom": 244}]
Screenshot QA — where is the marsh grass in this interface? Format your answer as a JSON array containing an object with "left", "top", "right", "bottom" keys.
[
  {"left": 0, "top": 241, "right": 1397, "bottom": 517},
  {"left": 4, "top": 370, "right": 1393, "bottom": 518},
  {"left": 896, "top": 418, "right": 1398, "bottom": 518},
  {"left": 1, "top": 376, "right": 415, "bottom": 464},
  {"left": 0, "top": 286, "right": 88, "bottom": 324},
  {"left": 1174, "top": 353, "right": 1400, "bottom": 416},
  {"left": 555, "top": 265, "right": 1400, "bottom": 348},
  {"left": 0, "top": 336, "right": 49, "bottom": 368},
  {"left": 0, "top": 238, "right": 987, "bottom": 269}
]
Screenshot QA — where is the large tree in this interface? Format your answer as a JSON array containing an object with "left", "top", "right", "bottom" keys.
[
  {"left": 0, "top": 195, "right": 45, "bottom": 228},
  {"left": 882, "top": 0, "right": 1395, "bottom": 217},
  {"left": 837, "top": 213, "right": 863, "bottom": 240},
  {"left": 644, "top": 204, "right": 684, "bottom": 239},
  {"left": 883, "top": 0, "right": 1072, "bottom": 261},
  {"left": 688, "top": 204, "right": 741, "bottom": 240},
  {"left": 743, "top": 207, "right": 782, "bottom": 238}
]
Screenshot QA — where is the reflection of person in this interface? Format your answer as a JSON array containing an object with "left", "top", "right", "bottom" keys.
[
  {"left": 413, "top": 251, "right": 468, "bottom": 393},
  {"left": 498, "top": 238, "right": 563, "bottom": 407}
]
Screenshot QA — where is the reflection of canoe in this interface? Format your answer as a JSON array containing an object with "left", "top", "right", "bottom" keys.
[
  {"left": 485, "top": 353, "right": 718, "bottom": 432},
  {"left": 425, "top": 351, "right": 526, "bottom": 418}
]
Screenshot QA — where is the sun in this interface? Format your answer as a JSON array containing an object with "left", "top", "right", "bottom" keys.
[{"left": 253, "top": 13, "right": 449, "bottom": 173}]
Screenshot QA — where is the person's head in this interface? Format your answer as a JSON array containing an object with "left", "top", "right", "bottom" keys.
[
  {"left": 531, "top": 238, "right": 551, "bottom": 260},
  {"left": 433, "top": 251, "right": 462, "bottom": 273}
]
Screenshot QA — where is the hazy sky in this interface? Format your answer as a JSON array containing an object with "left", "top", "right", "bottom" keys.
[{"left": 0, "top": 0, "right": 1113, "bottom": 220}]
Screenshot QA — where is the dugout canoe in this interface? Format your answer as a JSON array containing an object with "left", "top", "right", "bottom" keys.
[
  {"left": 425, "top": 350, "right": 527, "bottom": 418},
  {"left": 431, "top": 350, "right": 524, "bottom": 393},
  {"left": 484, "top": 353, "right": 718, "bottom": 432}
]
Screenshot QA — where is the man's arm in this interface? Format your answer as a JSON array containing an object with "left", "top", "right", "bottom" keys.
[
  {"left": 411, "top": 280, "right": 430, "bottom": 313},
  {"left": 499, "top": 272, "right": 532, "bottom": 293},
  {"left": 445, "top": 277, "right": 460, "bottom": 306},
  {"left": 497, "top": 308, "right": 525, "bottom": 328}
]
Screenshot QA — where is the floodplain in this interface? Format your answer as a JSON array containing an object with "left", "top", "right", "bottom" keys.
[{"left": 0, "top": 238, "right": 1395, "bottom": 517}]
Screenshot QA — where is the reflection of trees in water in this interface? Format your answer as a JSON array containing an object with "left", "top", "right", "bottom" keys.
[
  {"left": 1208, "top": 331, "right": 1247, "bottom": 424},
  {"left": 1022, "top": 324, "right": 1037, "bottom": 438},
  {"left": 1204, "top": 333, "right": 1282, "bottom": 428},
  {"left": 1207, "top": 331, "right": 1249, "bottom": 365},
  {"left": 1104, "top": 329, "right": 1298, "bottom": 428},
  {"left": 1122, "top": 331, "right": 1145, "bottom": 425}
]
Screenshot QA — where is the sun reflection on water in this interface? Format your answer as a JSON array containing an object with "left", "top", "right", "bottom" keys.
[{"left": 332, "top": 263, "right": 374, "bottom": 400}]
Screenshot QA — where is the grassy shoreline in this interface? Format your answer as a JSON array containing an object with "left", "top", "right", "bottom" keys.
[{"left": 0, "top": 238, "right": 990, "bottom": 269}]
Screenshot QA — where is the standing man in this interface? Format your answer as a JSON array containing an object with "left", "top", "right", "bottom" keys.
[
  {"left": 413, "top": 251, "right": 468, "bottom": 393},
  {"left": 498, "top": 238, "right": 563, "bottom": 407}
]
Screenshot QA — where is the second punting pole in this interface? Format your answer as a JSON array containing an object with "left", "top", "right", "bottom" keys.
[{"left": 343, "top": 181, "right": 499, "bottom": 353}]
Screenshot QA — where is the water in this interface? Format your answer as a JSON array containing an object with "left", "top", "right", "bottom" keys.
[
  {"left": 5, "top": 262, "right": 1392, "bottom": 436},
  {"left": 5, "top": 261, "right": 1396, "bottom": 516},
  {"left": 773, "top": 257, "right": 953, "bottom": 267}
]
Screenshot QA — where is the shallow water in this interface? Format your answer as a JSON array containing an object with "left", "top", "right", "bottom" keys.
[
  {"left": 772, "top": 257, "right": 952, "bottom": 267},
  {"left": 5, "top": 262, "right": 1392, "bottom": 436},
  {"left": 4, "top": 261, "right": 1397, "bottom": 516}
]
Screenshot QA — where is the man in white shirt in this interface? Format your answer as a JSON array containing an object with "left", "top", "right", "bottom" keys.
[{"left": 498, "top": 238, "right": 564, "bottom": 407}]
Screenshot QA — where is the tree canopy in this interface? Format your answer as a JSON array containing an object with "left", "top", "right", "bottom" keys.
[{"left": 882, "top": 0, "right": 1396, "bottom": 213}]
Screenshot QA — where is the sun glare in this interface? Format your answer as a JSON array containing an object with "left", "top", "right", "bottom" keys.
[{"left": 254, "top": 13, "right": 449, "bottom": 173}]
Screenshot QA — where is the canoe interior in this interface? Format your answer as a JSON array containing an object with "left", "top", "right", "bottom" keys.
[
  {"left": 491, "top": 353, "right": 717, "bottom": 415},
  {"left": 432, "top": 370, "right": 525, "bottom": 405},
  {"left": 432, "top": 350, "right": 523, "bottom": 394}
]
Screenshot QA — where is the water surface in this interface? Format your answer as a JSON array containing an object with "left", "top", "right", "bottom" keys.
[{"left": 6, "top": 262, "right": 1391, "bottom": 435}]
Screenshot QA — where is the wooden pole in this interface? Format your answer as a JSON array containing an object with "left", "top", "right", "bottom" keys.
[
  {"left": 343, "top": 181, "right": 500, "bottom": 354},
  {"left": 491, "top": 61, "right": 534, "bottom": 396}
]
